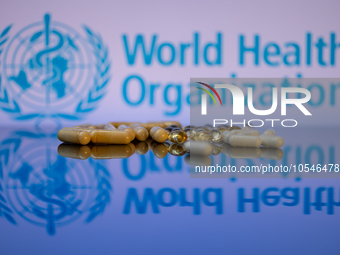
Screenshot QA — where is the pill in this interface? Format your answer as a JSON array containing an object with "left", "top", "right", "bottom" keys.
[
  {"left": 211, "top": 129, "right": 222, "bottom": 142},
  {"left": 164, "top": 126, "right": 173, "bottom": 135},
  {"left": 183, "top": 141, "right": 212, "bottom": 156},
  {"left": 212, "top": 144, "right": 222, "bottom": 155},
  {"left": 185, "top": 155, "right": 212, "bottom": 166},
  {"left": 118, "top": 124, "right": 136, "bottom": 140},
  {"left": 222, "top": 131, "right": 232, "bottom": 144},
  {"left": 150, "top": 142, "right": 168, "bottom": 158},
  {"left": 130, "top": 124, "right": 149, "bottom": 141},
  {"left": 58, "top": 144, "right": 91, "bottom": 160},
  {"left": 227, "top": 147, "right": 262, "bottom": 159},
  {"left": 105, "top": 124, "right": 117, "bottom": 130},
  {"left": 236, "top": 130, "right": 260, "bottom": 136},
  {"left": 259, "top": 135, "right": 284, "bottom": 148},
  {"left": 95, "top": 124, "right": 106, "bottom": 129},
  {"left": 229, "top": 135, "right": 262, "bottom": 148},
  {"left": 91, "top": 145, "right": 132, "bottom": 159},
  {"left": 194, "top": 129, "right": 212, "bottom": 142},
  {"left": 230, "top": 126, "right": 241, "bottom": 130},
  {"left": 141, "top": 122, "right": 166, "bottom": 131},
  {"left": 162, "top": 121, "right": 182, "bottom": 128},
  {"left": 134, "top": 141, "right": 149, "bottom": 155},
  {"left": 57, "top": 128, "right": 91, "bottom": 145},
  {"left": 90, "top": 129, "right": 132, "bottom": 144},
  {"left": 127, "top": 143, "right": 136, "bottom": 156},
  {"left": 169, "top": 144, "right": 186, "bottom": 156},
  {"left": 263, "top": 128, "right": 276, "bottom": 135},
  {"left": 260, "top": 147, "right": 284, "bottom": 160},
  {"left": 168, "top": 129, "right": 188, "bottom": 144},
  {"left": 150, "top": 126, "right": 168, "bottom": 143}
]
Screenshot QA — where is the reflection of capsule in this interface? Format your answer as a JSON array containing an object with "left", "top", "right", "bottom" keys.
[
  {"left": 134, "top": 141, "right": 149, "bottom": 155},
  {"left": 91, "top": 145, "right": 132, "bottom": 159},
  {"left": 184, "top": 141, "right": 212, "bottom": 156},
  {"left": 150, "top": 142, "right": 168, "bottom": 158},
  {"left": 222, "top": 144, "right": 261, "bottom": 159},
  {"left": 58, "top": 143, "right": 91, "bottom": 160},
  {"left": 260, "top": 147, "right": 284, "bottom": 160},
  {"left": 184, "top": 155, "right": 212, "bottom": 166},
  {"left": 169, "top": 144, "right": 186, "bottom": 156}
]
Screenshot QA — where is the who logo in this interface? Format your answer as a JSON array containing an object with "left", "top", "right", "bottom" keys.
[{"left": 0, "top": 14, "right": 110, "bottom": 123}]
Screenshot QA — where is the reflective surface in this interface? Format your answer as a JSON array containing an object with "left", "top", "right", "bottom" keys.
[{"left": 0, "top": 126, "right": 340, "bottom": 254}]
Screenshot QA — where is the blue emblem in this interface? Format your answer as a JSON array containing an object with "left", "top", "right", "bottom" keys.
[
  {"left": 0, "top": 129, "right": 111, "bottom": 235},
  {"left": 0, "top": 14, "right": 110, "bottom": 122}
]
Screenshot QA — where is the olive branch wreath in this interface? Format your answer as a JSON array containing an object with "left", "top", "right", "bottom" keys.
[{"left": 0, "top": 24, "right": 110, "bottom": 121}]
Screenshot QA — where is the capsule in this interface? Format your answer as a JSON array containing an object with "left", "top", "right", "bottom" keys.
[
  {"left": 118, "top": 124, "right": 136, "bottom": 140},
  {"left": 58, "top": 144, "right": 91, "bottom": 160},
  {"left": 168, "top": 129, "right": 188, "bottom": 144},
  {"left": 222, "top": 131, "right": 232, "bottom": 144},
  {"left": 169, "top": 144, "right": 186, "bottom": 156},
  {"left": 229, "top": 135, "right": 262, "bottom": 148},
  {"left": 236, "top": 130, "right": 260, "bottom": 136},
  {"left": 212, "top": 144, "right": 222, "bottom": 155},
  {"left": 194, "top": 129, "right": 212, "bottom": 142},
  {"left": 134, "top": 141, "right": 149, "bottom": 155},
  {"left": 184, "top": 141, "right": 212, "bottom": 156},
  {"left": 150, "top": 126, "right": 168, "bottom": 143},
  {"left": 150, "top": 142, "right": 168, "bottom": 158},
  {"left": 130, "top": 124, "right": 149, "bottom": 141},
  {"left": 259, "top": 135, "right": 284, "bottom": 148},
  {"left": 231, "top": 129, "right": 250, "bottom": 135},
  {"left": 211, "top": 129, "right": 222, "bottom": 142},
  {"left": 91, "top": 145, "right": 132, "bottom": 159},
  {"left": 164, "top": 126, "right": 173, "bottom": 135},
  {"left": 260, "top": 147, "right": 284, "bottom": 160},
  {"left": 104, "top": 124, "right": 117, "bottom": 130},
  {"left": 141, "top": 122, "right": 166, "bottom": 131},
  {"left": 263, "top": 128, "right": 276, "bottom": 136},
  {"left": 162, "top": 121, "right": 182, "bottom": 128},
  {"left": 90, "top": 129, "right": 132, "bottom": 144},
  {"left": 57, "top": 128, "right": 91, "bottom": 145},
  {"left": 185, "top": 155, "right": 212, "bottom": 166}
]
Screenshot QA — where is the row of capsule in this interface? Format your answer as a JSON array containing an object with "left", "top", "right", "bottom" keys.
[{"left": 58, "top": 138, "right": 284, "bottom": 161}]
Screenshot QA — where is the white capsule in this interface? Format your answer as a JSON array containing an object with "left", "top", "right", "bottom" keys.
[
  {"left": 259, "top": 135, "right": 284, "bottom": 148},
  {"left": 263, "top": 128, "right": 276, "bottom": 135},
  {"left": 185, "top": 155, "right": 212, "bottom": 166},
  {"left": 222, "top": 131, "right": 232, "bottom": 144},
  {"left": 228, "top": 147, "right": 262, "bottom": 159},
  {"left": 184, "top": 141, "right": 212, "bottom": 156},
  {"left": 231, "top": 129, "right": 249, "bottom": 135},
  {"left": 236, "top": 130, "right": 260, "bottom": 136},
  {"left": 260, "top": 147, "right": 284, "bottom": 160},
  {"left": 229, "top": 135, "right": 262, "bottom": 148}
]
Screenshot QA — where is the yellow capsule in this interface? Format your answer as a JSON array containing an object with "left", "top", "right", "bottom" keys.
[
  {"left": 212, "top": 144, "right": 222, "bottom": 155},
  {"left": 134, "top": 141, "right": 149, "bottom": 155},
  {"left": 162, "top": 121, "right": 182, "bottom": 128},
  {"left": 211, "top": 129, "right": 222, "bottom": 142},
  {"left": 109, "top": 122, "right": 141, "bottom": 128},
  {"left": 230, "top": 126, "right": 241, "bottom": 130},
  {"left": 118, "top": 124, "right": 136, "bottom": 140},
  {"left": 130, "top": 124, "right": 149, "bottom": 141},
  {"left": 259, "top": 135, "right": 284, "bottom": 148},
  {"left": 57, "top": 128, "right": 91, "bottom": 145},
  {"left": 127, "top": 143, "right": 136, "bottom": 156},
  {"left": 150, "top": 126, "right": 168, "bottom": 143},
  {"left": 95, "top": 124, "right": 106, "bottom": 129},
  {"left": 195, "top": 129, "right": 212, "bottom": 142},
  {"left": 104, "top": 124, "right": 117, "bottom": 130},
  {"left": 140, "top": 122, "right": 166, "bottom": 131},
  {"left": 169, "top": 144, "right": 186, "bottom": 156},
  {"left": 90, "top": 129, "right": 132, "bottom": 144},
  {"left": 91, "top": 145, "right": 132, "bottom": 159},
  {"left": 58, "top": 144, "right": 91, "bottom": 160},
  {"left": 150, "top": 142, "right": 168, "bottom": 158},
  {"left": 168, "top": 129, "right": 188, "bottom": 144}
]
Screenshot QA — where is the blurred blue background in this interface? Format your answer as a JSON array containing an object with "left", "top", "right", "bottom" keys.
[{"left": 1, "top": 0, "right": 340, "bottom": 254}]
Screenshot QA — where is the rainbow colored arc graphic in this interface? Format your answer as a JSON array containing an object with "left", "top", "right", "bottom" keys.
[{"left": 196, "top": 82, "right": 223, "bottom": 106}]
